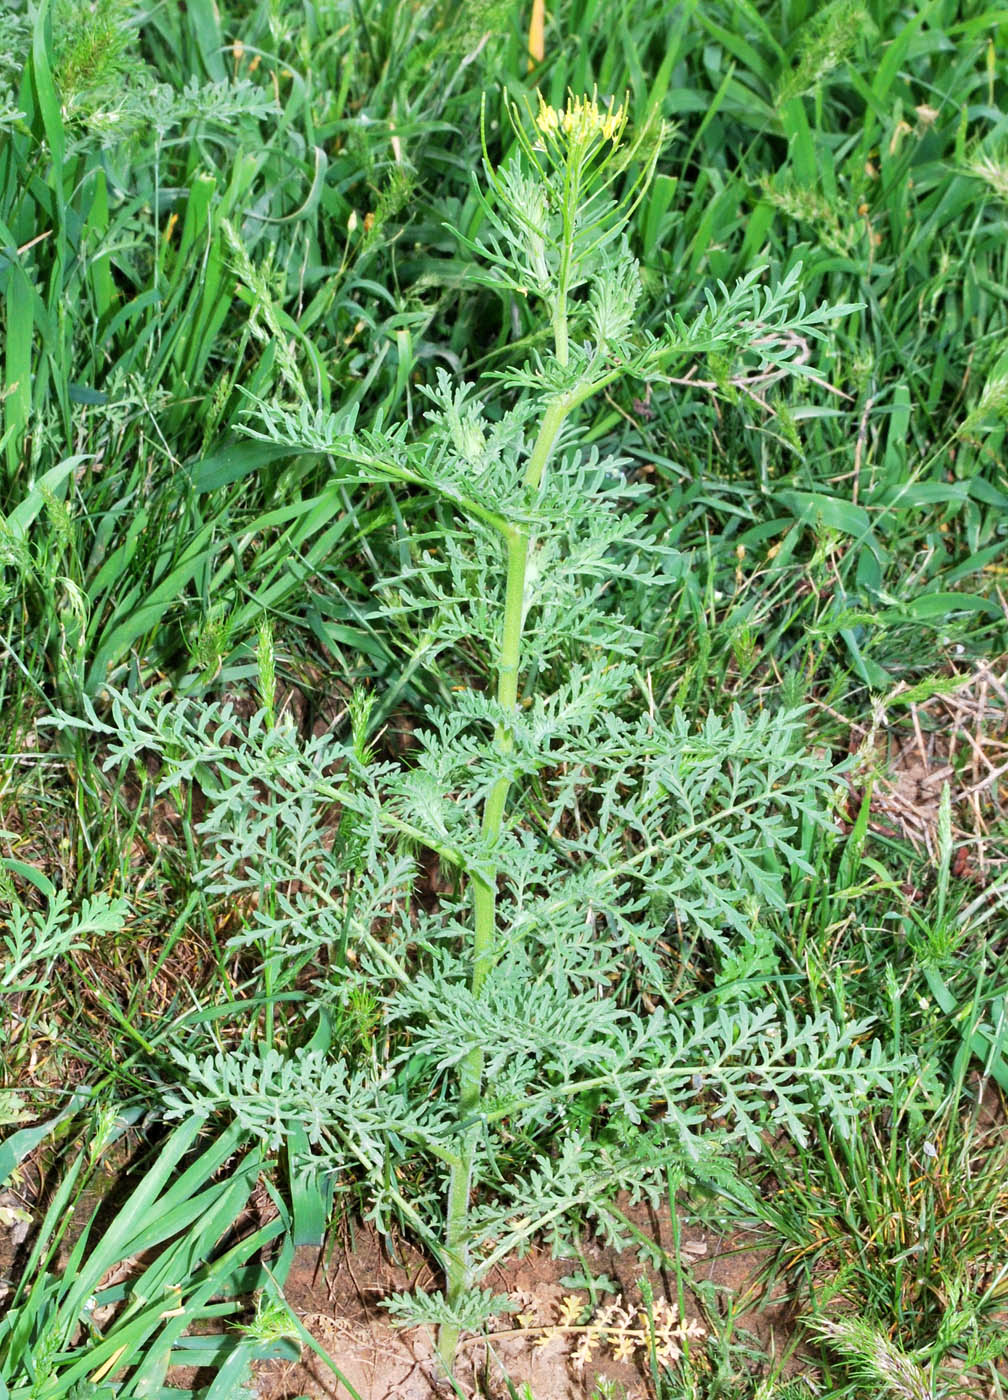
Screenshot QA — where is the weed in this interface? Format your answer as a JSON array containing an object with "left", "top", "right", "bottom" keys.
[
  {"left": 51, "top": 91, "right": 903, "bottom": 1380},
  {"left": 3, "top": 3, "right": 1008, "bottom": 1397}
]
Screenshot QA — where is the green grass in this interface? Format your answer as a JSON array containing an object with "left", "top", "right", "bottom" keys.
[{"left": 1, "top": 0, "right": 1007, "bottom": 1395}]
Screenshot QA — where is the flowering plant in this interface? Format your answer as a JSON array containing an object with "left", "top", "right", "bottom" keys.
[{"left": 59, "top": 92, "right": 895, "bottom": 1377}]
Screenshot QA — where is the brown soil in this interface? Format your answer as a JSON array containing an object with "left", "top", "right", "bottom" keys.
[{"left": 254, "top": 1201, "right": 792, "bottom": 1400}]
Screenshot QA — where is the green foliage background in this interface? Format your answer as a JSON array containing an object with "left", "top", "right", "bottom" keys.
[{"left": 1, "top": 0, "right": 1008, "bottom": 1397}]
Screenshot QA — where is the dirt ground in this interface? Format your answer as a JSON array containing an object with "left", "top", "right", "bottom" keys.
[{"left": 254, "top": 1199, "right": 792, "bottom": 1400}]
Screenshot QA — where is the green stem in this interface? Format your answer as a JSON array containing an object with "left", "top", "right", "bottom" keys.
[
  {"left": 438, "top": 393, "right": 570, "bottom": 1373},
  {"left": 552, "top": 160, "right": 580, "bottom": 371},
  {"left": 552, "top": 303, "right": 569, "bottom": 370}
]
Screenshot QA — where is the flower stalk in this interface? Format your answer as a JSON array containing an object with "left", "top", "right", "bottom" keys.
[
  {"left": 437, "top": 95, "right": 649, "bottom": 1366},
  {"left": 191, "top": 84, "right": 881, "bottom": 1381},
  {"left": 440, "top": 389, "right": 573, "bottom": 1367}
]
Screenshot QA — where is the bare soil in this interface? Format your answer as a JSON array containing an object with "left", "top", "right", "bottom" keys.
[{"left": 254, "top": 1200, "right": 794, "bottom": 1400}]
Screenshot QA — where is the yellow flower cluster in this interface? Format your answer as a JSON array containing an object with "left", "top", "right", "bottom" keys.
[{"left": 535, "top": 91, "right": 626, "bottom": 145}]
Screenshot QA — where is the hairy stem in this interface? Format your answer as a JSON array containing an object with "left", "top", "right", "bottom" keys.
[{"left": 438, "top": 393, "right": 570, "bottom": 1371}]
